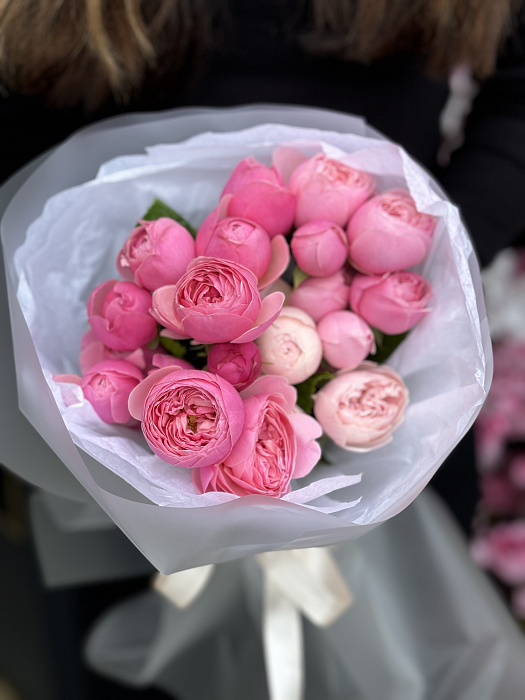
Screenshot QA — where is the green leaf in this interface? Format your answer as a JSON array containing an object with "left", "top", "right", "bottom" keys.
[
  {"left": 295, "top": 371, "right": 334, "bottom": 415},
  {"left": 292, "top": 266, "right": 309, "bottom": 288},
  {"left": 141, "top": 198, "right": 197, "bottom": 237},
  {"left": 159, "top": 336, "right": 187, "bottom": 359}
]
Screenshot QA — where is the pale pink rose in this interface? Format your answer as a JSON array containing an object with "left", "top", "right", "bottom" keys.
[
  {"left": 347, "top": 189, "right": 436, "bottom": 274},
  {"left": 257, "top": 306, "right": 323, "bottom": 385},
  {"left": 151, "top": 257, "right": 284, "bottom": 345},
  {"left": 313, "top": 362, "right": 409, "bottom": 451},
  {"left": 317, "top": 310, "right": 375, "bottom": 370},
  {"left": 193, "top": 374, "right": 322, "bottom": 497},
  {"left": 81, "top": 359, "right": 144, "bottom": 425},
  {"left": 128, "top": 367, "right": 244, "bottom": 469},
  {"left": 471, "top": 521, "right": 525, "bottom": 585},
  {"left": 286, "top": 270, "right": 350, "bottom": 322},
  {"left": 291, "top": 220, "right": 347, "bottom": 277},
  {"left": 207, "top": 341, "right": 262, "bottom": 391},
  {"left": 116, "top": 218, "right": 195, "bottom": 291},
  {"left": 88, "top": 279, "right": 158, "bottom": 352},
  {"left": 289, "top": 153, "right": 375, "bottom": 228},
  {"left": 349, "top": 271, "right": 432, "bottom": 335},
  {"left": 221, "top": 157, "right": 296, "bottom": 239}
]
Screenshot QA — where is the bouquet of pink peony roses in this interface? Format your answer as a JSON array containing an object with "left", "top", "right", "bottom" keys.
[
  {"left": 56, "top": 148, "right": 435, "bottom": 501},
  {"left": 4, "top": 107, "right": 490, "bottom": 573}
]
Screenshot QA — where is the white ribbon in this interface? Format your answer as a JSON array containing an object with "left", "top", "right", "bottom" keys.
[
  {"left": 153, "top": 563, "right": 215, "bottom": 608},
  {"left": 152, "top": 547, "right": 353, "bottom": 700}
]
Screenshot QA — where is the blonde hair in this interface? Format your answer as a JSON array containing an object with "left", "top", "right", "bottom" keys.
[
  {"left": 0, "top": 0, "right": 519, "bottom": 108},
  {"left": 0, "top": 0, "right": 208, "bottom": 108},
  {"left": 306, "top": 0, "right": 520, "bottom": 78}
]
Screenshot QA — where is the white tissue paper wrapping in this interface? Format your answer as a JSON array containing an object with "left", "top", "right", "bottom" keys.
[{"left": 2, "top": 106, "right": 492, "bottom": 573}]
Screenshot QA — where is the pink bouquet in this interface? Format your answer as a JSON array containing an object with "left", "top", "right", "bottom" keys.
[
  {"left": 4, "top": 108, "right": 490, "bottom": 572},
  {"left": 55, "top": 148, "right": 431, "bottom": 500}
]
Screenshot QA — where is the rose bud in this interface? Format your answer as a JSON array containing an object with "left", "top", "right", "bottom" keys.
[
  {"left": 349, "top": 271, "right": 432, "bottom": 335},
  {"left": 207, "top": 341, "right": 262, "bottom": 391},
  {"left": 88, "top": 280, "right": 158, "bottom": 352},
  {"left": 151, "top": 257, "right": 284, "bottom": 345},
  {"left": 286, "top": 270, "right": 349, "bottom": 323},
  {"left": 128, "top": 367, "right": 244, "bottom": 469},
  {"left": 221, "top": 156, "right": 283, "bottom": 196},
  {"left": 117, "top": 218, "right": 196, "bottom": 291},
  {"left": 289, "top": 153, "right": 375, "bottom": 228},
  {"left": 221, "top": 157, "right": 296, "bottom": 239},
  {"left": 317, "top": 310, "right": 375, "bottom": 370},
  {"left": 347, "top": 189, "right": 436, "bottom": 274},
  {"left": 256, "top": 306, "right": 323, "bottom": 385},
  {"left": 196, "top": 217, "right": 272, "bottom": 279},
  {"left": 81, "top": 359, "right": 144, "bottom": 425},
  {"left": 194, "top": 375, "right": 322, "bottom": 497},
  {"left": 313, "top": 362, "right": 409, "bottom": 451},
  {"left": 196, "top": 207, "right": 290, "bottom": 290},
  {"left": 291, "top": 220, "right": 348, "bottom": 277}
]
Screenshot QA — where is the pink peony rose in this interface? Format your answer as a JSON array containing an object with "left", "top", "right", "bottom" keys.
[
  {"left": 257, "top": 306, "right": 323, "bottom": 385},
  {"left": 221, "top": 156, "right": 283, "bottom": 196},
  {"left": 471, "top": 521, "right": 525, "bottom": 585},
  {"left": 317, "top": 310, "right": 375, "bottom": 370},
  {"left": 88, "top": 279, "right": 158, "bottom": 352},
  {"left": 151, "top": 257, "right": 284, "bottom": 345},
  {"left": 193, "top": 375, "right": 322, "bottom": 497},
  {"left": 291, "top": 220, "right": 347, "bottom": 277},
  {"left": 221, "top": 156, "right": 296, "bottom": 239},
  {"left": 207, "top": 341, "right": 262, "bottom": 391},
  {"left": 116, "top": 218, "right": 195, "bottom": 291},
  {"left": 349, "top": 271, "right": 432, "bottom": 335},
  {"left": 314, "top": 362, "right": 409, "bottom": 451},
  {"left": 289, "top": 153, "right": 375, "bottom": 228},
  {"left": 81, "top": 359, "right": 144, "bottom": 425},
  {"left": 128, "top": 366, "right": 244, "bottom": 469},
  {"left": 286, "top": 270, "right": 350, "bottom": 323},
  {"left": 347, "top": 189, "right": 436, "bottom": 274}
]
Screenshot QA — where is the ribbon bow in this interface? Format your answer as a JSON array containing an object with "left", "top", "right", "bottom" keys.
[{"left": 153, "top": 547, "right": 353, "bottom": 700}]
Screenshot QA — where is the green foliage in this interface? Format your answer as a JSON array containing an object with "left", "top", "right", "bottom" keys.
[{"left": 141, "top": 198, "right": 197, "bottom": 237}]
